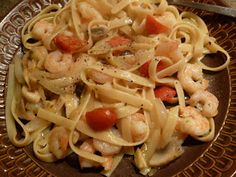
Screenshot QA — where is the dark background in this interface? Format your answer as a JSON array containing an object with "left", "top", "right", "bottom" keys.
[{"left": 0, "top": 0, "right": 22, "bottom": 21}]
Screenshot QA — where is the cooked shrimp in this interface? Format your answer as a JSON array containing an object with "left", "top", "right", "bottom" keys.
[
  {"left": 77, "top": 2, "right": 103, "bottom": 22},
  {"left": 157, "top": 11, "right": 177, "bottom": 29},
  {"left": 48, "top": 126, "right": 69, "bottom": 159},
  {"left": 176, "top": 106, "right": 210, "bottom": 137},
  {"left": 130, "top": 113, "right": 148, "bottom": 142},
  {"left": 189, "top": 90, "right": 219, "bottom": 117},
  {"left": 80, "top": 139, "right": 95, "bottom": 153},
  {"left": 79, "top": 139, "right": 99, "bottom": 168},
  {"left": 79, "top": 139, "right": 114, "bottom": 170},
  {"left": 32, "top": 20, "right": 54, "bottom": 40},
  {"left": 44, "top": 50, "right": 73, "bottom": 73},
  {"left": 22, "top": 85, "right": 41, "bottom": 103},
  {"left": 177, "top": 63, "right": 208, "bottom": 94},
  {"left": 88, "top": 70, "right": 113, "bottom": 84},
  {"left": 93, "top": 138, "right": 121, "bottom": 156},
  {"left": 155, "top": 40, "right": 182, "bottom": 63}
]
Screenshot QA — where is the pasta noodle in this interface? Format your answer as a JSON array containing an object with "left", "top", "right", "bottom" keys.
[{"left": 6, "top": 0, "right": 230, "bottom": 176}]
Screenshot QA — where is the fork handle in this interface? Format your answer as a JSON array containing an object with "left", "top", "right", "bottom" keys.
[{"left": 168, "top": 0, "right": 236, "bottom": 18}]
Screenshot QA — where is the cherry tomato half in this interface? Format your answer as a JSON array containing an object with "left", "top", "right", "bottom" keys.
[
  {"left": 154, "top": 86, "right": 177, "bottom": 101},
  {"left": 139, "top": 60, "right": 150, "bottom": 77},
  {"left": 145, "top": 15, "right": 169, "bottom": 35},
  {"left": 86, "top": 108, "right": 117, "bottom": 131},
  {"left": 54, "top": 34, "right": 86, "bottom": 54},
  {"left": 107, "top": 36, "right": 131, "bottom": 48},
  {"left": 139, "top": 60, "right": 167, "bottom": 77}
]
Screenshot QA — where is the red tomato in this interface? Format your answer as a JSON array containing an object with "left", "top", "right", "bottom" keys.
[
  {"left": 156, "top": 61, "right": 167, "bottom": 72},
  {"left": 86, "top": 108, "right": 117, "bottom": 131},
  {"left": 154, "top": 86, "right": 177, "bottom": 101},
  {"left": 145, "top": 15, "right": 169, "bottom": 35},
  {"left": 112, "top": 50, "right": 123, "bottom": 56},
  {"left": 139, "top": 60, "right": 151, "bottom": 77},
  {"left": 107, "top": 36, "right": 131, "bottom": 48},
  {"left": 80, "top": 17, "right": 92, "bottom": 24},
  {"left": 54, "top": 34, "right": 86, "bottom": 54},
  {"left": 139, "top": 60, "right": 167, "bottom": 77}
]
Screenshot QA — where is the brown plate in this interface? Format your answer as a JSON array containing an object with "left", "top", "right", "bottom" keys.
[{"left": 0, "top": 0, "right": 236, "bottom": 176}]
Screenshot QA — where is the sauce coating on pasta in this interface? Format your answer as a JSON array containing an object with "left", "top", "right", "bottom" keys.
[{"left": 6, "top": 0, "right": 230, "bottom": 176}]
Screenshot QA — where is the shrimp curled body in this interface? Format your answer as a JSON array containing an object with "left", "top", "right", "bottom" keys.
[
  {"left": 77, "top": 2, "right": 103, "bottom": 21},
  {"left": 189, "top": 90, "right": 219, "bottom": 117},
  {"left": 44, "top": 50, "right": 73, "bottom": 73},
  {"left": 178, "top": 63, "right": 208, "bottom": 94},
  {"left": 79, "top": 139, "right": 98, "bottom": 168},
  {"left": 22, "top": 85, "right": 41, "bottom": 103},
  {"left": 93, "top": 138, "right": 122, "bottom": 156},
  {"left": 176, "top": 106, "right": 210, "bottom": 137},
  {"left": 32, "top": 20, "right": 54, "bottom": 40},
  {"left": 156, "top": 11, "right": 177, "bottom": 29},
  {"left": 130, "top": 113, "right": 148, "bottom": 142},
  {"left": 88, "top": 70, "right": 113, "bottom": 84},
  {"left": 48, "top": 126, "right": 69, "bottom": 159},
  {"left": 79, "top": 139, "right": 115, "bottom": 170}
]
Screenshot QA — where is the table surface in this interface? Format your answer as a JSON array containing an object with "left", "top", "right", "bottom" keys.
[
  {"left": 0, "top": 0, "right": 235, "bottom": 21},
  {"left": 0, "top": 0, "right": 235, "bottom": 177}
]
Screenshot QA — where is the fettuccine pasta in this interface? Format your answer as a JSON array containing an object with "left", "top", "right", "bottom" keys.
[{"left": 6, "top": 0, "right": 230, "bottom": 176}]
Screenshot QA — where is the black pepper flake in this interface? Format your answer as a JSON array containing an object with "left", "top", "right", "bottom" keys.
[
  {"left": 141, "top": 104, "right": 144, "bottom": 107},
  {"left": 101, "top": 68, "right": 104, "bottom": 71}
]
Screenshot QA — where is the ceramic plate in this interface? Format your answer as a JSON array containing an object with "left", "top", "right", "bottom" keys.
[{"left": 0, "top": 0, "right": 235, "bottom": 176}]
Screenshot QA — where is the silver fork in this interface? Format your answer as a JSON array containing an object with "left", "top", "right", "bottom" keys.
[{"left": 167, "top": 0, "right": 236, "bottom": 18}]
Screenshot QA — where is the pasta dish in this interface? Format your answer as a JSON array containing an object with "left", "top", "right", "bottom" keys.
[{"left": 6, "top": 0, "right": 230, "bottom": 176}]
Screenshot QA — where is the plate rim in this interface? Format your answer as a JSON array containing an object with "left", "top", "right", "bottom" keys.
[{"left": 0, "top": 0, "right": 235, "bottom": 176}]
